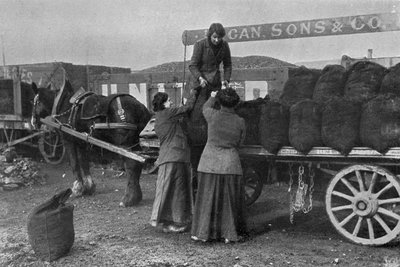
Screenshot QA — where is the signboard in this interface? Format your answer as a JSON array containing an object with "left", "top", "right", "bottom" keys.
[{"left": 182, "top": 13, "right": 400, "bottom": 46}]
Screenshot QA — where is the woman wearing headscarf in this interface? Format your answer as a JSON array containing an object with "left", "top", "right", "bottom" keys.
[
  {"left": 150, "top": 88, "right": 198, "bottom": 233},
  {"left": 191, "top": 88, "right": 247, "bottom": 243}
]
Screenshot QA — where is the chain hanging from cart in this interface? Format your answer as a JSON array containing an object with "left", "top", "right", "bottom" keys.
[{"left": 288, "top": 162, "right": 315, "bottom": 224}]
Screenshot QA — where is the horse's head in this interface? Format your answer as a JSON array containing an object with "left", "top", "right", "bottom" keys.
[
  {"left": 31, "top": 79, "right": 75, "bottom": 129},
  {"left": 31, "top": 82, "right": 56, "bottom": 129}
]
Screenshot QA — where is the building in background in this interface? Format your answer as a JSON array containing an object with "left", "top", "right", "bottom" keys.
[
  {"left": 296, "top": 50, "right": 400, "bottom": 69},
  {"left": 90, "top": 56, "right": 295, "bottom": 108}
]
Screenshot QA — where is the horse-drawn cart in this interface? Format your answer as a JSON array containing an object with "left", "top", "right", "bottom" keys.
[
  {"left": 0, "top": 75, "right": 65, "bottom": 164},
  {"left": 140, "top": 136, "right": 400, "bottom": 246}
]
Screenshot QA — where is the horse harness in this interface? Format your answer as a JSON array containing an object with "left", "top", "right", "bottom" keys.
[{"left": 67, "top": 89, "right": 138, "bottom": 133}]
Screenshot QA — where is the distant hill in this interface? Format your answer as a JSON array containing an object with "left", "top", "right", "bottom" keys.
[{"left": 139, "top": 55, "right": 297, "bottom": 73}]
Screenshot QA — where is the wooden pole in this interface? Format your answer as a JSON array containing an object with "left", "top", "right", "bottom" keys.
[
  {"left": 40, "top": 117, "right": 148, "bottom": 163},
  {"left": 181, "top": 31, "right": 187, "bottom": 105}
]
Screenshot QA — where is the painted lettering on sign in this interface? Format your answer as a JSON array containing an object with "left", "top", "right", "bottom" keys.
[{"left": 182, "top": 13, "right": 400, "bottom": 45}]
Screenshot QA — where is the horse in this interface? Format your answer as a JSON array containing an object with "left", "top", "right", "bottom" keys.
[{"left": 31, "top": 79, "right": 151, "bottom": 207}]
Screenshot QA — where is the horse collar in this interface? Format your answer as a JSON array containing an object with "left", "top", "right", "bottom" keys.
[{"left": 68, "top": 91, "right": 95, "bottom": 128}]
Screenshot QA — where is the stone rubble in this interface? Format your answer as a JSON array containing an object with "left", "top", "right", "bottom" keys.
[{"left": 0, "top": 150, "right": 46, "bottom": 191}]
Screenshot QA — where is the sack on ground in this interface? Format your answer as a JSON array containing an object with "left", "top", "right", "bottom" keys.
[
  {"left": 279, "top": 66, "right": 321, "bottom": 107},
  {"left": 27, "top": 188, "right": 75, "bottom": 262},
  {"left": 321, "top": 97, "right": 361, "bottom": 155},
  {"left": 289, "top": 100, "right": 323, "bottom": 154},
  {"left": 313, "top": 64, "right": 346, "bottom": 104},
  {"left": 344, "top": 61, "right": 387, "bottom": 103},
  {"left": 360, "top": 94, "right": 400, "bottom": 153},
  {"left": 259, "top": 101, "right": 290, "bottom": 154},
  {"left": 235, "top": 98, "right": 267, "bottom": 145}
]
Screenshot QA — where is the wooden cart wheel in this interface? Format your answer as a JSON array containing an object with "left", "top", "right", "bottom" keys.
[
  {"left": 38, "top": 129, "right": 65, "bottom": 165},
  {"left": 242, "top": 161, "right": 263, "bottom": 206},
  {"left": 326, "top": 164, "right": 400, "bottom": 246}
]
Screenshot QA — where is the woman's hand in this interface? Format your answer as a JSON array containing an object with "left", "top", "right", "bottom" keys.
[
  {"left": 210, "top": 91, "right": 217, "bottom": 98},
  {"left": 221, "top": 80, "right": 229, "bottom": 89},
  {"left": 199, "top": 77, "right": 208, "bottom": 88}
]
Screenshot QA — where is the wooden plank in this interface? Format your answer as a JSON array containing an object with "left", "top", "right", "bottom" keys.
[
  {"left": 41, "top": 117, "right": 148, "bottom": 163},
  {"left": 239, "top": 145, "right": 400, "bottom": 159},
  {"left": 6, "top": 131, "right": 42, "bottom": 147},
  {"left": 0, "top": 114, "right": 24, "bottom": 121}
]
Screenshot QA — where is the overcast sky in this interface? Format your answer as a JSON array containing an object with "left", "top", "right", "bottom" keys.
[{"left": 1, "top": 0, "right": 399, "bottom": 69}]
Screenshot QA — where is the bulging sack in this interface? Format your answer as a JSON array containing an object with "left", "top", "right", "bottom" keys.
[
  {"left": 360, "top": 94, "right": 400, "bottom": 153},
  {"left": 235, "top": 98, "right": 267, "bottom": 145},
  {"left": 313, "top": 64, "right": 346, "bottom": 104},
  {"left": 344, "top": 61, "right": 387, "bottom": 103},
  {"left": 380, "top": 63, "right": 400, "bottom": 96},
  {"left": 279, "top": 66, "right": 321, "bottom": 107},
  {"left": 289, "top": 100, "right": 323, "bottom": 154},
  {"left": 259, "top": 101, "right": 290, "bottom": 154},
  {"left": 321, "top": 97, "right": 361, "bottom": 155},
  {"left": 27, "top": 188, "right": 75, "bottom": 262}
]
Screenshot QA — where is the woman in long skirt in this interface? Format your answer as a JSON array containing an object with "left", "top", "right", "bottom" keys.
[
  {"left": 191, "top": 88, "right": 247, "bottom": 243},
  {"left": 150, "top": 89, "right": 198, "bottom": 233}
]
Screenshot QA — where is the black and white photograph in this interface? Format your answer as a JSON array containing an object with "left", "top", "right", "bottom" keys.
[{"left": 1, "top": 0, "right": 400, "bottom": 266}]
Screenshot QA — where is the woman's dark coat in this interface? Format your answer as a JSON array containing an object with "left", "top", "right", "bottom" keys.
[
  {"left": 189, "top": 38, "right": 232, "bottom": 89},
  {"left": 154, "top": 90, "right": 197, "bottom": 165}
]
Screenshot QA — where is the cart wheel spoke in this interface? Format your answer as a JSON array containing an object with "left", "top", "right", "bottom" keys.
[
  {"left": 367, "top": 218, "right": 375, "bottom": 240},
  {"left": 375, "top": 183, "right": 394, "bottom": 198},
  {"left": 332, "top": 190, "right": 354, "bottom": 202},
  {"left": 378, "top": 198, "right": 400, "bottom": 205},
  {"left": 331, "top": 204, "right": 353, "bottom": 212},
  {"left": 368, "top": 172, "right": 378, "bottom": 193},
  {"left": 352, "top": 217, "right": 363, "bottom": 237},
  {"left": 339, "top": 212, "right": 356, "bottom": 227},
  {"left": 246, "top": 183, "right": 257, "bottom": 190},
  {"left": 340, "top": 178, "right": 359, "bottom": 195},
  {"left": 355, "top": 170, "right": 365, "bottom": 192},
  {"left": 373, "top": 214, "right": 392, "bottom": 234},
  {"left": 378, "top": 207, "right": 400, "bottom": 221},
  {"left": 38, "top": 129, "right": 65, "bottom": 165}
]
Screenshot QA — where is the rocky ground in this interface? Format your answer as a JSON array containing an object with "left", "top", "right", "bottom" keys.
[{"left": 1, "top": 153, "right": 400, "bottom": 267}]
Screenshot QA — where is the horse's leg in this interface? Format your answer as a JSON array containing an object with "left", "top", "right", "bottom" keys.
[
  {"left": 78, "top": 145, "right": 96, "bottom": 195},
  {"left": 120, "top": 158, "right": 143, "bottom": 207},
  {"left": 65, "top": 142, "right": 85, "bottom": 196}
]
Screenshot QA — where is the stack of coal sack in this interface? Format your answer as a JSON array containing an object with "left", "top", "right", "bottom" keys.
[{"left": 253, "top": 61, "right": 400, "bottom": 155}]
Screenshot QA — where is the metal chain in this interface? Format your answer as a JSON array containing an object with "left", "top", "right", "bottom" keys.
[
  {"left": 293, "top": 165, "right": 306, "bottom": 212},
  {"left": 288, "top": 162, "right": 294, "bottom": 193},
  {"left": 303, "top": 165, "right": 315, "bottom": 213},
  {"left": 288, "top": 163, "right": 295, "bottom": 224},
  {"left": 52, "top": 107, "right": 72, "bottom": 118}
]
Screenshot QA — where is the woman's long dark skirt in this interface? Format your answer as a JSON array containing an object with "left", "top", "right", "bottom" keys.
[
  {"left": 150, "top": 162, "right": 192, "bottom": 227},
  {"left": 191, "top": 172, "right": 247, "bottom": 242}
]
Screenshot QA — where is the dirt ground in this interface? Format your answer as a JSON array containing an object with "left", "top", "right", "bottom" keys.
[{"left": 1, "top": 157, "right": 400, "bottom": 267}]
